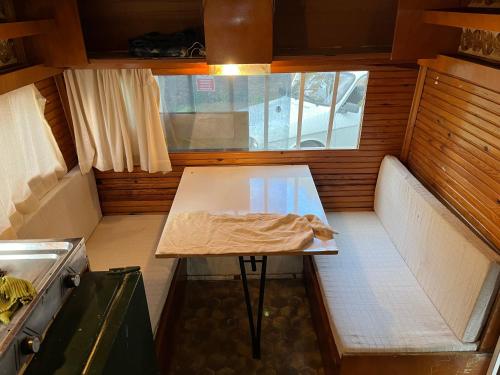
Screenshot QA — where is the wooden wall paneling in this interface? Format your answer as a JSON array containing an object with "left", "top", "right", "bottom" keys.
[
  {"left": 53, "top": 74, "right": 76, "bottom": 143},
  {"left": 391, "top": 0, "right": 464, "bottom": 60},
  {"left": 94, "top": 66, "right": 417, "bottom": 215},
  {"left": 406, "top": 66, "right": 500, "bottom": 249},
  {"left": 419, "top": 55, "right": 500, "bottom": 93},
  {"left": 35, "top": 75, "right": 78, "bottom": 170}
]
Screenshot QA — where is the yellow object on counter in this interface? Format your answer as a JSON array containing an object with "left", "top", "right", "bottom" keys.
[{"left": 0, "top": 276, "right": 37, "bottom": 324}]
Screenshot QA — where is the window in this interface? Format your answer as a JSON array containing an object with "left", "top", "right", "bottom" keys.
[{"left": 156, "top": 71, "right": 368, "bottom": 152}]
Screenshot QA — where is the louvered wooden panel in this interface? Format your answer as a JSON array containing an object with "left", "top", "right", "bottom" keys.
[
  {"left": 35, "top": 76, "right": 78, "bottom": 170},
  {"left": 407, "top": 68, "right": 500, "bottom": 249},
  {"left": 95, "top": 67, "right": 417, "bottom": 215}
]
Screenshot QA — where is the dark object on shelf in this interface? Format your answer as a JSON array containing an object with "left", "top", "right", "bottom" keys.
[
  {"left": 25, "top": 268, "right": 158, "bottom": 375},
  {"left": 129, "top": 29, "right": 205, "bottom": 58}
]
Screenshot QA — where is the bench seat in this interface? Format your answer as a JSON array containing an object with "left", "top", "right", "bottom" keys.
[
  {"left": 85, "top": 215, "right": 177, "bottom": 335},
  {"left": 312, "top": 156, "right": 499, "bottom": 359},
  {"left": 16, "top": 167, "right": 178, "bottom": 336},
  {"left": 315, "top": 212, "right": 477, "bottom": 354}
]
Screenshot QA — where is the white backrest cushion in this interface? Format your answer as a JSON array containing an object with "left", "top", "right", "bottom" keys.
[
  {"left": 17, "top": 167, "right": 102, "bottom": 240},
  {"left": 374, "top": 155, "right": 499, "bottom": 342}
]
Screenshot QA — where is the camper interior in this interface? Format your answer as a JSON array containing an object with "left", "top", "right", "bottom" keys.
[{"left": 0, "top": 0, "right": 498, "bottom": 374}]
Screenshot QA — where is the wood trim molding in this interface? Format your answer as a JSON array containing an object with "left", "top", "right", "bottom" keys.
[
  {"left": 479, "top": 290, "right": 500, "bottom": 352},
  {"left": 0, "top": 19, "right": 55, "bottom": 40},
  {"left": 303, "top": 256, "right": 340, "bottom": 373},
  {"left": 340, "top": 353, "right": 491, "bottom": 375},
  {"left": 0, "top": 64, "right": 63, "bottom": 95},
  {"left": 401, "top": 66, "right": 427, "bottom": 162},
  {"left": 154, "top": 259, "right": 187, "bottom": 374},
  {"left": 423, "top": 10, "right": 500, "bottom": 33},
  {"left": 418, "top": 55, "right": 500, "bottom": 92},
  {"left": 270, "top": 54, "right": 416, "bottom": 73},
  {"left": 86, "top": 57, "right": 209, "bottom": 74},
  {"left": 81, "top": 54, "right": 416, "bottom": 74}
]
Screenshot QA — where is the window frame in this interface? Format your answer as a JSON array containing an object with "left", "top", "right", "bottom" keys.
[{"left": 156, "top": 70, "right": 369, "bottom": 152}]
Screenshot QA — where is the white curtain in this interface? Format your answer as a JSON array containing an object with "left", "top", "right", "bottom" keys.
[
  {"left": 63, "top": 69, "right": 172, "bottom": 174},
  {"left": 0, "top": 85, "right": 67, "bottom": 239}
]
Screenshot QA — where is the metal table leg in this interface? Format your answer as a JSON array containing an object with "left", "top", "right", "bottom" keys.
[{"left": 238, "top": 255, "right": 268, "bottom": 359}]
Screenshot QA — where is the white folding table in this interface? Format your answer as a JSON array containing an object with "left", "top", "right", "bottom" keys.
[{"left": 156, "top": 165, "right": 338, "bottom": 358}]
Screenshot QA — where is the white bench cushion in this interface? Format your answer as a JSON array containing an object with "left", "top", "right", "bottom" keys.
[
  {"left": 314, "top": 212, "right": 477, "bottom": 354},
  {"left": 85, "top": 215, "right": 177, "bottom": 335},
  {"left": 375, "top": 156, "right": 499, "bottom": 342}
]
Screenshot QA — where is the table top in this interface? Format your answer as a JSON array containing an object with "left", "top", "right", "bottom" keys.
[{"left": 155, "top": 165, "right": 338, "bottom": 258}]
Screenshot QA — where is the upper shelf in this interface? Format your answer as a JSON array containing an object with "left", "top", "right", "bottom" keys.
[
  {"left": 85, "top": 54, "right": 209, "bottom": 74},
  {"left": 423, "top": 8, "right": 500, "bottom": 32},
  {"left": 0, "top": 20, "right": 55, "bottom": 40},
  {"left": 83, "top": 52, "right": 413, "bottom": 74}
]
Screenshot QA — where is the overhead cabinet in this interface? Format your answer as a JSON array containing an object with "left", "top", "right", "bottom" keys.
[{"left": 203, "top": 0, "right": 273, "bottom": 65}]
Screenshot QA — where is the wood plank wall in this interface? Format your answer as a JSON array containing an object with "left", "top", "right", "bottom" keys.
[
  {"left": 35, "top": 76, "right": 78, "bottom": 170},
  {"left": 406, "top": 68, "right": 500, "bottom": 249},
  {"left": 94, "top": 67, "right": 417, "bottom": 215}
]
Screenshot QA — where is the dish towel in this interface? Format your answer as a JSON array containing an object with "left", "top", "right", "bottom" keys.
[
  {"left": 0, "top": 276, "right": 37, "bottom": 324},
  {"left": 162, "top": 212, "right": 335, "bottom": 255}
]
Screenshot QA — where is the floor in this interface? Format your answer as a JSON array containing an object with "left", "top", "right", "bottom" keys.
[{"left": 169, "top": 279, "right": 325, "bottom": 375}]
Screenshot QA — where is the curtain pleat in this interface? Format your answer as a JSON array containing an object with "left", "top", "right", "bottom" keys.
[
  {"left": 63, "top": 69, "right": 172, "bottom": 174},
  {"left": 0, "top": 85, "right": 67, "bottom": 239}
]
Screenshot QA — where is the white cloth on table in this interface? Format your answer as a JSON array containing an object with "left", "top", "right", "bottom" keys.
[{"left": 161, "top": 212, "right": 334, "bottom": 255}]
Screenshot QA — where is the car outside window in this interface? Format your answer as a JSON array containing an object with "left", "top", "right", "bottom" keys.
[{"left": 156, "top": 71, "right": 368, "bottom": 152}]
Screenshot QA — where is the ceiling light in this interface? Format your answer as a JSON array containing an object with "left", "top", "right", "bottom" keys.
[{"left": 208, "top": 64, "right": 271, "bottom": 76}]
